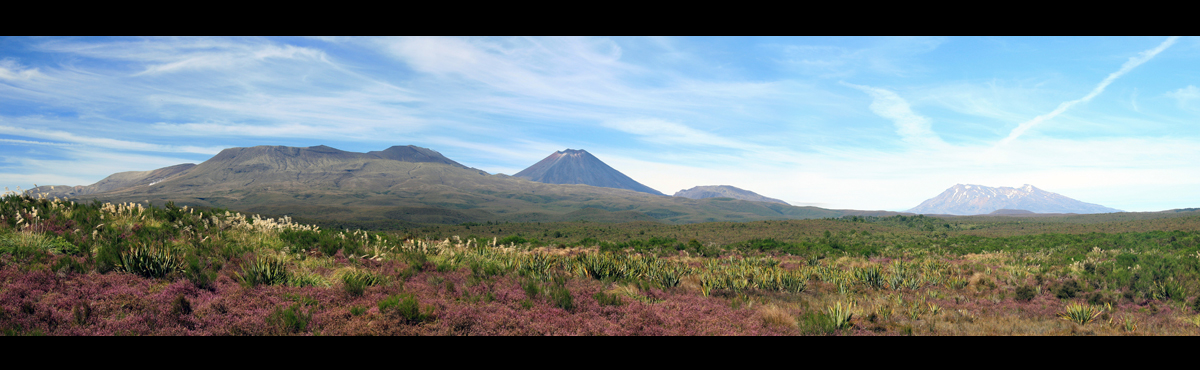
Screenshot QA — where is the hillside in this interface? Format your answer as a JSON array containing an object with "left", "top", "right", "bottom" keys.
[
  {"left": 908, "top": 184, "right": 1122, "bottom": 215},
  {"left": 514, "top": 149, "right": 664, "bottom": 195},
  {"left": 33, "top": 145, "right": 903, "bottom": 226},
  {"left": 674, "top": 185, "right": 789, "bottom": 205}
]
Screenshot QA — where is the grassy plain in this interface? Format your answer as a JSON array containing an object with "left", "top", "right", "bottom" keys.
[{"left": 2, "top": 192, "right": 1199, "bottom": 335}]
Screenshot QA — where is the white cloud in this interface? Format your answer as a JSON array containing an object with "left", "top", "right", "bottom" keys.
[
  {"left": 603, "top": 118, "right": 754, "bottom": 150},
  {"left": 0, "top": 125, "right": 224, "bottom": 154},
  {"left": 1166, "top": 85, "right": 1200, "bottom": 108},
  {"left": 0, "top": 59, "right": 42, "bottom": 81},
  {"left": 841, "top": 82, "right": 946, "bottom": 148},
  {"left": 999, "top": 36, "right": 1180, "bottom": 145}
]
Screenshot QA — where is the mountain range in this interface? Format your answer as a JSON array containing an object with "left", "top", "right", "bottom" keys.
[
  {"left": 29, "top": 145, "right": 898, "bottom": 225},
  {"left": 907, "top": 184, "right": 1122, "bottom": 215},
  {"left": 674, "top": 185, "right": 789, "bottom": 205}
]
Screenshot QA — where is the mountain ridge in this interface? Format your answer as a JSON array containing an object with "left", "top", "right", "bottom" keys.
[
  {"left": 28, "top": 144, "right": 904, "bottom": 225},
  {"left": 908, "top": 184, "right": 1122, "bottom": 215},
  {"left": 674, "top": 185, "right": 789, "bottom": 205}
]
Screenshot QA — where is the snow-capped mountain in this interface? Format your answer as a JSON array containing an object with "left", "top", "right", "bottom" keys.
[{"left": 907, "top": 184, "right": 1122, "bottom": 215}]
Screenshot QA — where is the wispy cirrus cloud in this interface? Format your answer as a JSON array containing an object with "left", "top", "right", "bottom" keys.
[
  {"left": 0, "top": 124, "right": 224, "bottom": 154},
  {"left": 841, "top": 82, "right": 946, "bottom": 148},
  {"left": 998, "top": 36, "right": 1180, "bottom": 146},
  {"left": 1166, "top": 85, "right": 1200, "bottom": 109}
]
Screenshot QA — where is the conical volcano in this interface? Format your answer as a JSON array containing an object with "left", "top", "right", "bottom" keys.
[{"left": 514, "top": 149, "right": 664, "bottom": 195}]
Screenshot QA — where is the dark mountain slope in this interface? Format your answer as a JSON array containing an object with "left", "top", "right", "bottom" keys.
[
  {"left": 514, "top": 149, "right": 664, "bottom": 195},
  {"left": 41, "top": 145, "right": 906, "bottom": 225}
]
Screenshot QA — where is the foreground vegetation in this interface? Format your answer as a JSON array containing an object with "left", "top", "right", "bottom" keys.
[{"left": 2, "top": 193, "right": 1199, "bottom": 335}]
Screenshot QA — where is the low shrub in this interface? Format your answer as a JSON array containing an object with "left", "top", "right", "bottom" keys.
[
  {"left": 267, "top": 303, "right": 313, "bottom": 334},
  {"left": 593, "top": 292, "right": 624, "bottom": 307},
  {"left": 1054, "top": 280, "right": 1081, "bottom": 299},
  {"left": 1015, "top": 285, "right": 1037, "bottom": 302},
  {"left": 798, "top": 311, "right": 837, "bottom": 335},
  {"left": 119, "top": 245, "right": 182, "bottom": 279},
  {"left": 379, "top": 294, "right": 431, "bottom": 324},
  {"left": 237, "top": 257, "right": 289, "bottom": 287},
  {"left": 549, "top": 285, "right": 574, "bottom": 311},
  {"left": 341, "top": 270, "right": 385, "bottom": 296}
]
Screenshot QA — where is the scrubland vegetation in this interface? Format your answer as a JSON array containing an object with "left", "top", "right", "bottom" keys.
[{"left": 3, "top": 192, "right": 1200, "bottom": 335}]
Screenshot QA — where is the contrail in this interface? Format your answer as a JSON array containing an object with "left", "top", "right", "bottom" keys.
[{"left": 998, "top": 36, "right": 1179, "bottom": 146}]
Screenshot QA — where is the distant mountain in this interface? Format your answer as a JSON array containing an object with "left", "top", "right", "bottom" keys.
[
  {"left": 908, "top": 184, "right": 1122, "bottom": 215},
  {"left": 29, "top": 163, "right": 196, "bottom": 198},
  {"left": 30, "top": 144, "right": 908, "bottom": 225},
  {"left": 988, "top": 209, "right": 1035, "bottom": 215},
  {"left": 674, "top": 185, "right": 789, "bottom": 205},
  {"left": 514, "top": 149, "right": 664, "bottom": 195}
]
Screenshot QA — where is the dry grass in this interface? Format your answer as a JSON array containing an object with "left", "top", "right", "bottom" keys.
[{"left": 758, "top": 304, "right": 796, "bottom": 328}]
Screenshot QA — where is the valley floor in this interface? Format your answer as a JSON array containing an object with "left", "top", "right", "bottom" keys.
[{"left": 2, "top": 194, "right": 1199, "bottom": 335}]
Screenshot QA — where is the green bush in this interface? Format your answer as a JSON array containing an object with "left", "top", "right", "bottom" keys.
[
  {"left": 182, "top": 255, "right": 217, "bottom": 290},
  {"left": 341, "top": 270, "right": 385, "bottom": 296},
  {"left": 1015, "top": 285, "right": 1037, "bottom": 302},
  {"left": 119, "top": 246, "right": 182, "bottom": 279},
  {"left": 52, "top": 256, "right": 86, "bottom": 275},
  {"left": 549, "top": 285, "right": 574, "bottom": 311},
  {"left": 522, "top": 280, "right": 541, "bottom": 299},
  {"left": 798, "top": 311, "right": 837, "bottom": 335},
  {"left": 1055, "top": 280, "right": 1081, "bottom": 299},
  {"left": 267, "top": 303, "right": 312, "bottom": 334},
  {"left": 379, "top": 294, "right": 430, "bottom": 324},
  {"left": 237, "top": 257, "right": 289, "bottom": 287},
  {"left": 593, "top": 292, "right": 624, "bottom": 307},
  {"left": 170, "top": 295, "right": 192, "bottom": 316}
]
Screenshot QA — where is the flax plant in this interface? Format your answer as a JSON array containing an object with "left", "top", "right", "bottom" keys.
[{"left": 1058, "top": 303, "right": 1102, "bottom": 325}]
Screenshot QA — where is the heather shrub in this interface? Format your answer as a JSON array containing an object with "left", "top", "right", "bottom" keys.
[
  {"left": 267, "top": 303, "right": 313, "bottom": 335},
  {"left": 237, "top": 257, "right": 289, "bottom": 287},
  {"left": 1015, "top": 285, "right": 1036, "bottom": 302}
]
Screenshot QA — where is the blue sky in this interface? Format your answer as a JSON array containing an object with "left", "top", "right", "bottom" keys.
[{"left": 2, "top": 36, "right": 1198, "bottom": 212}]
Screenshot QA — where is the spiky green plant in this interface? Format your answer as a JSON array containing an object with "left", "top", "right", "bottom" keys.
[
  {"left": 118, "top": 245, "right": 182, "bottom": 278},
  {"left": 827, "top": 301, "right": 854, "bottom": 330},
  {"left": 1121, "top": 316, "right": 1138, "bottom": 332},
  {"left": 876, "top": 304, "right": 893, "bottom": 321},
  {"left": 236, "top": 256, "right": 289, "bottom": 287},
  {"left": 1058, "top": 303, "right": 1102, "bottom": 325},
  {"left": 927, "top": 302, "right": 942, "bottom": 315},
  {"left": 341, "top": 269, "right": 386, "bottom": 296}
]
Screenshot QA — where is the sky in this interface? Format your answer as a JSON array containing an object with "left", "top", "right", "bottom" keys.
[{"left": 2, "top": 36, "right": 1199, "bottom": 212}]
